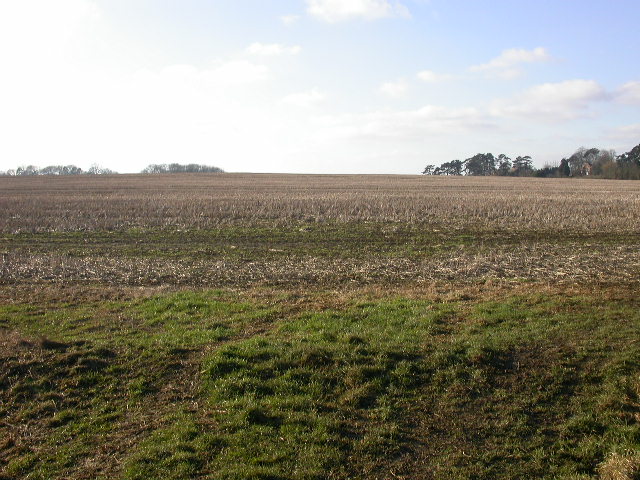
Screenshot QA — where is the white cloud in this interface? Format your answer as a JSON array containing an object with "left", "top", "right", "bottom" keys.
[
  {"left": 470, "top": 47, "right": 551, "bottom": 78},
  {"left": 491, "top": 68, "right": 524, "bottom": 80},
  {"left": 214, "top": 60, "right": 269, "bottom": 83},
  {"left": 283, "top": 88, "right": 326, "bottom": 108},
  {"left": 0, "top": 0, "right": 101, "bottom": 68},
  {"left": 471, "top": 47, "right": 551, "bottom": 70},
  {"left": 417, "top": 70, "right": 454, "bottom": 83},
  {"left": 0, "top": 55, "right": 274, "bottom": 171},
  {"left": 134, "top": 60, "right": 270, "bottom": 89},
  {"left": 490, "top": 79, "right": 607, "bottom": 121},
  {"left": 608, "top": 123, "right": 640, "bottom": 141},
  {"left": 246, "top": 42, "right": 301, "bottom": 56},
  {"left": 307, "top": 0, "right": 410, "bottom": 23},
  {"left": 379, "top": 79, "right": 408, "bottom": 98},
  {"left": 316, "top": 105, "right": 495, "bottom": 140},
  {"left": 616, "top": 81, "right": 640, "bottom": 104},
  {"left": 280, "top": 14, "right": 301, "bottom": 25}
]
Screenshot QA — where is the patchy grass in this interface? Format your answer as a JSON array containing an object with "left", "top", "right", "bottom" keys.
[
  {"left": 1, "top": 286, "right": 639, "bottom": 479},
  {"left": 1, "top": 225, "right": 635, "bottom": 261}
]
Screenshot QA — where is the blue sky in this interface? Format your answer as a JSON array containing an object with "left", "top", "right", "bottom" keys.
[{"left": 0, "top": 0, "right": 638, "bottom": 173}]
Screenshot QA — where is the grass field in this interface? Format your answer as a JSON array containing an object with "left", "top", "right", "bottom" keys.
[{"left": 1, "top": 174, "right": 639, "bottom": 479}]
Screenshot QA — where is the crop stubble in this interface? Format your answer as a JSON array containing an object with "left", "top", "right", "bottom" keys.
[{"left": 1, "top": 174, "right": 639, "bottom": 286}]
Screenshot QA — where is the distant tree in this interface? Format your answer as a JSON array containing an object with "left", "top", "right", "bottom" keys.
[
  {"left": 35, "top": 165, "right": 84, "bottom": 175},
  {"left": 591, "top": 150, "right": 615, "bottom": 176},
  {"left": 142, "top": 163, "right": 224, "bottom": 174},
  {"left": 39, "top": 165, "right": 61, "bottom": 175},
  {"left": 511, "top": 156, "right": 534, "bottom": 176},
  {"left": 617, "top": 143, "right": 640, "bottom": 167},
  {"left": 5, "top": 164, "right": 115, "bottom": 176},
  {"left": 496, "top": 154, "right": 512, "bottom": 176},
  {"left": 618, "top": 163, "right": 640, "bottom": 180},
  {"left": 611, "top": 143, "right": 640, "bottom": 179},
  {"left": 438, "top": 159, "right": 464, "bottom": 175},
  {"left": 141, "top": 164, "right": 166, "bottom": 174},
  {"left": 16, "top": 165, "right": 39, "bottom": 176},
  {"left": 420, "top": 143, "right": 640, "bottom": 180},
  {"left": 568, "top": 148, "right": 585, "bottom": 176},
  {"left": 535, "top": 163, "right": 559, "bottom": 178},
  {"left": 88, "top": 163, "right": 116, "bottom": 175},
  {"left": 567, "top": 147, "right": 600, "bottom": 176},
  {"left": 63, "top": 165, "right": 83, "bottom": 175},
  {"left": 464, "top": 153, "right": 497, "bottom": 176},
  {"left": 424, "top": 153, "right": 530, "bottom": 177},
  {"left": 600, "top": 160, "right": 620, "bottom": 179}
]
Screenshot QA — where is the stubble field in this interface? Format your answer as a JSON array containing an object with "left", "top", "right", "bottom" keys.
[{"left": 1, "top": 174, "right": 639, "bottom": 479}]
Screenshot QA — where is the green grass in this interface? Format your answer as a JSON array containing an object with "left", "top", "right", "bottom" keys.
[{"left": 1, "top": 288, "right": 639, "bottom": 479}]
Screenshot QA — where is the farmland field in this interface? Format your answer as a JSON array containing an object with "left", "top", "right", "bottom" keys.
[{"left": 1, "top": 174, "right": 639, "bottom": 479}]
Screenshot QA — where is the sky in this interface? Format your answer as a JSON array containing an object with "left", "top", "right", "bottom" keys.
[{"left": 0, "top": 0, "right": 639, "bottom": 174}]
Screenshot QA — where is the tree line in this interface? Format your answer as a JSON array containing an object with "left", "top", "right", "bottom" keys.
[
  {"left": 141, "top": 163, "right": 224, "bottom": 174},
  {"left": 0, "top": 163, "right": 224, "bottom": 176},
  {"left": 0, "top": 164, "right": 116, "bottom": 176},
  {"left": 422, "top": 143, "right": 640, "bottom": 179}
]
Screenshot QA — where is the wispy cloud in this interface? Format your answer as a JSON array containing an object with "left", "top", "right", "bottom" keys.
[
  {"left": 490, "top": 79, "right": 607, "bottom": 121},
  {"left": 416, "top": 70, "right": 454, "bottom": 83},
  {"left": 608, "top": 123, "right": 640, "bottom": 141},
  {"left": 470, "top": 47, "right": 551, "bottom": 79},
  {"left": 283, "top": 88, "right": 326, "bottom": 108},
  {"left": 246, "top": 42, "right": 301, "bottom": 56},
  {"left": 615, "top": 81, "right": 640, "bottom": 104},
  {"left": 280, "top": 14, "right": 301, "bottom": 26},
  {"left": 316, "top": 105, "right": 495, "bottom": 140},
  {"left": 306, "top": 0, "right": 410, "bottom": 23},
  {"left": 190, "top": 60, "right": 269, "bottom": 85},
  {"left": 379, "top": 79, "right": 408, "bottom": 98}
]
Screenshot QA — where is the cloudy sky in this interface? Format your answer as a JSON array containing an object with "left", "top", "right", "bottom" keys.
[{"left": 1, "top": 0, "right": 639, "bottom": 174}]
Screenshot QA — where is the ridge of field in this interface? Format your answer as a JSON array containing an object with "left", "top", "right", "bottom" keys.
[{"left": 2, "top": 236, "right": 638, "bottom": 287}]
